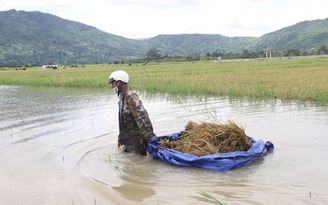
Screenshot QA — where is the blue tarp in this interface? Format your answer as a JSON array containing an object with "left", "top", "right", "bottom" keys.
[{"left": 147, "top": 131, "right": 274, "bottom": 172}]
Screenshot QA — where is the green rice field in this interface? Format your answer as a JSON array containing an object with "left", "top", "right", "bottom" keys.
[{"left": 1, "top": 57, "right": 328, "bottom": 103}]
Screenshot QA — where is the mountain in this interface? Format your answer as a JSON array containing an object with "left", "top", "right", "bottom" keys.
[
  {"left": 0, "top": 9, "right": 327, "bottom": 67},
  {"left": 0, "top": 9, "right": 147, "bottom": 66},
  {"left": 142, "top": 34, "right": 256, "bottom": 56},
  {"left": 250, "top": 18, "right": 328, "bottom": 51}
]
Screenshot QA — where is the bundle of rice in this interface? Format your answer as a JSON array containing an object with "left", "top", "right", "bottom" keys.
[{"left": 159, "top": 120, "right": 253, "bottom": 156}]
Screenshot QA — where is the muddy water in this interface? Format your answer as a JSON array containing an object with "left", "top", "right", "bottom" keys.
[{"left": 0, "top": 85, "right": 328, "bottom": 205}]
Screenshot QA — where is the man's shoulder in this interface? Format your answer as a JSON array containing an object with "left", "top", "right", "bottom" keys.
[{"left": 125, "top": 91, "right": 140, "bottom": 101}]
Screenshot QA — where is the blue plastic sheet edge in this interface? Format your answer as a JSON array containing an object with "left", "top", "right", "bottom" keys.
[{"left": 147, "top": 131, "right": 274, "bottom": 172}]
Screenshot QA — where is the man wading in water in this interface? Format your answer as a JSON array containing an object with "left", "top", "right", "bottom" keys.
[{"left": 109, "top": 70, "right": 157, "bottom": 155}]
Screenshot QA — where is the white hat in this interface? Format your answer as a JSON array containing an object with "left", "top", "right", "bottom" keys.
[{"left": 108, "top": 70, "right": 129, "bottom": 84}]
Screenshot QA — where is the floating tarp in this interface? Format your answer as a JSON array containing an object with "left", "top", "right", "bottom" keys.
[{"left": 147, "top": 131, "right": 274, "bottom": 172}]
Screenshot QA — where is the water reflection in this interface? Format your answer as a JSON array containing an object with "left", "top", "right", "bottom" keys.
[{"left": 0, "top": 85, "right": 328, "bottom": 205}]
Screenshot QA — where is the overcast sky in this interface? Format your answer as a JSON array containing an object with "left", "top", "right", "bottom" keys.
[{"left": 1, "top": 0, "right": 328, "bottom": 39}]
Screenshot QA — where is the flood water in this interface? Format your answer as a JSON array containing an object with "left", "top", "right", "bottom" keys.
[{"left": 0, "top": 85, "right": 328, "bottom": 205}]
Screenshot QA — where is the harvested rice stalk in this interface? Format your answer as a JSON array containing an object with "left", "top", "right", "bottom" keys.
[{"left": 159, "top": 120, "right": 252, "bottom": 156}]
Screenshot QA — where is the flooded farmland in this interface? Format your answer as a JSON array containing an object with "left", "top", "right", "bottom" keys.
[{"left": 0, "top": 85, "right": 328, "bottom": 205}]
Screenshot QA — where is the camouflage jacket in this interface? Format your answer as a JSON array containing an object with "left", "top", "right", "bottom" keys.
[{"left": 118, "top": 90, "right": 156, "bottom": 155}]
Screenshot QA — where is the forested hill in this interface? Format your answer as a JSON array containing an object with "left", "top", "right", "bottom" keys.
[
  {"left": 249, "top": 18, "right": 328, "bottom": 51},
  {"left": 0, "top": 9, "right": 146, "bottom": 66},
  {"left": 0, "top": 9, "right": 327, "bottom": 67},
  {"left": 142, "top": 34, "right": 256, "bottom": 56}
]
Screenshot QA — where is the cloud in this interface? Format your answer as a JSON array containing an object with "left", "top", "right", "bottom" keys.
[
  {"left": 105, "top": 0, "right": 205, "bottom": 7},
  {"left": 1, "top": 0, "right": 328, "bottom": 39}
]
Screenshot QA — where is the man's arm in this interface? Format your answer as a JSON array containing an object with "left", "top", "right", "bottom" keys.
[{"left": 127, "top": 93, "right": 156, "bottom": 142}]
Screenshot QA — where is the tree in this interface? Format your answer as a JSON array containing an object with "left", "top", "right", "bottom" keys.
[
  {"left": 318, "top": 45, "right": 327, "bottom": 54},
  {"left": 146, "top": 48, "right": 162, "bottom": 60}
]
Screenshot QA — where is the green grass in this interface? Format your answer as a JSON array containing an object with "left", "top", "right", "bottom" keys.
[
  {"left": 198, "top": 192, "right": 225, "bottom": 205},
  {"left": 1, "top": 58, "right": 328, "bottom": 103}
]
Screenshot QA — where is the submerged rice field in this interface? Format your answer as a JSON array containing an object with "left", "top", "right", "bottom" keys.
[
  {"left": 1, "top": 85, "right": 328, "bottom": 204},
  {"left": 0, "top": 57, "right": 328, "bottom": 103}
]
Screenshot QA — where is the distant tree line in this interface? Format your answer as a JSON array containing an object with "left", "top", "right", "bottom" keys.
[
  {"left": 204, "top": 45, "right": 328, "bottom": 60},
  {"left": 112, "top": 45, "right": 328, "bottom": 65},
  {"left": 140, "top": 45, "right": 328, "bottom": 63},
  {"left": 1, "top": 45, "right": 327, "bottom": 68}
]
